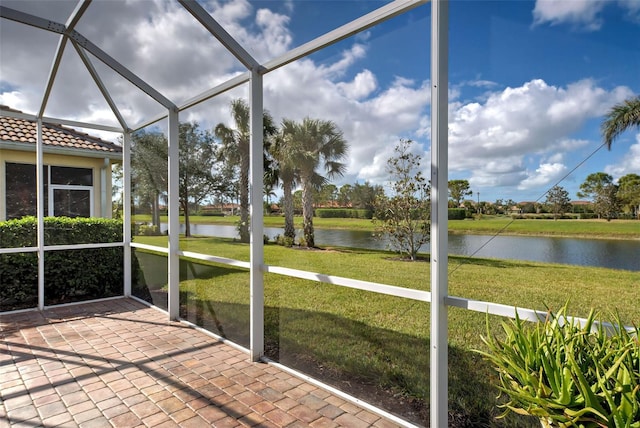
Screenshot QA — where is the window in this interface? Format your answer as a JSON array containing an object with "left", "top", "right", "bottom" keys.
[{"left": 5, "top": 162, "right": 93, "bottom": 219}]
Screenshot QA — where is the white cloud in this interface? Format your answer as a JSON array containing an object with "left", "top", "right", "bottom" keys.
[
  {"left": 448, "top": 78, "right": 633, "bottom": 189},
  {"left": 518, "top": 162, "right": 568, "bottom": 190},
  {"left": 533, "top": 0, "right": 640, "bottom": 30},
  {"left": 252, "top": 8, "right": 292, "bottom": 59},
  {"left": 320, "top": 44, "right": 368, "bottom": 77},
  {"left": 605, "top": 133, "right": 640, "bottom": 178},
  {"left": 337, "top": 70, "right": 377, "bottom": 100},
  {"left": 262, "top": 57, "right": 430, "bottom": 186},
  {"left": 533, "top": 0, "right": 609, "bottom": 30}
]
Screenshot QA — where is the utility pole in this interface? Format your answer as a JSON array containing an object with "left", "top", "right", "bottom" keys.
[{"left": 477, "top": 191, "right": 480, "bottom": 214}]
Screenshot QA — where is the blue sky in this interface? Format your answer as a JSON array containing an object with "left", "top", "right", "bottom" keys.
[{"left": 1, "top": 0, "right": 638, "bottom": 203}]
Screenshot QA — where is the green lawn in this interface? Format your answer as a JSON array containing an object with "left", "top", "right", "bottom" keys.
[
  {"left": 133, "top": 236, "right": 639, "bottom": 427},
  {"left": 133, "top": 214, "right": 640, "bottom": 239}
]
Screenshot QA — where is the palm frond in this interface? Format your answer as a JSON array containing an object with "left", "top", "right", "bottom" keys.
[{"left": 601, "top": 96, "right": 640, "bottom": 150}]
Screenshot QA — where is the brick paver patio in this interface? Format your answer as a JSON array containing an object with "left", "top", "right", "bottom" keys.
[{"left": 0, "top": 298, "right": 402, "bottom": 427}]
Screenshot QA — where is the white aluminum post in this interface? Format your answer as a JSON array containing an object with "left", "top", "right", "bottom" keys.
[
  {"left": 168, "top": 109, "right": 180, "bottom": 320},
  {"left": 36, "top": 119, "right": 45, "bottom": 310},
  {"left": 430, "top": 0, "right": 449, "bottom": 426},
  {"left": 123, "top": 131, "right": 132, "bottom": 296},
  {"left": 249, "top": 70, "right": 265, "bottom": 361}
]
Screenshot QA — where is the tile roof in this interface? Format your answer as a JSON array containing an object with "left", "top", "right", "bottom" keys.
[{"left": 0, "top": 106, "right": 122, "bottom": 154}]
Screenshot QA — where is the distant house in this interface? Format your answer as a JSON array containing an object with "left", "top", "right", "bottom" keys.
[{"left": 0, "top": 107, "right": 122, "bottom": 221}]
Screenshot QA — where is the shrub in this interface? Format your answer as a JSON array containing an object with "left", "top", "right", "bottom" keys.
[
  {"left": 316, "top": 208, "right": 373, "bottom": 219},
  {"left": 0, "top": 217, "right": 133, "bottom": 310},
  {"left": 197, "top": 209, "right": 224, "bottom": 217},
  {"left": 136, "top": 223, "right": 161, "bottom": 236},
  {"left": 476, "top": 304, "right": 640, "bottom": 428},
  {"left": 274, "top": 234, "right": 295, "bottom": 247},
  {"left": 448, "top": 208, "right": 467, "bottom": 220},
  {"left": 579, "top": 213, "right": 598, "bottom": 220}
]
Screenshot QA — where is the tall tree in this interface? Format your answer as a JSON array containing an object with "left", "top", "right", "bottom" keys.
[
  {"left": 601, "top": 96, "right": 640, "bottom": 149},
  {"left": 577, "top": 172, "right": 617, "bottom": 220},
  {"left": 315, "top": 184, "right": 338, "bottom": 207},
  {"left": 179, "top": 122, "right": 219, "bottom": 237},
  {"left": 545, "top": 185, "right": 572, "bottom": 220},
  {"left": 130, "top": 125, "right": 220, "bottom": 236},
  {"left": 617, "top": 173, "right": 640, "bottom": 219},
  {"left": 351, "top": 181, "right": 384, "bottom": 211},
  {"left": 131, "top": 130, "right": 168, "bottom": 229},
  {"left": 281, "top": 117, "right": 348, "bottom": 247},
  {"left": 272, "top": 129, "right": 300, "bottom": 240},
  {"left": 337, "top": 184, "right": 353, "bottom": 207},
  {"left": 448, "top": 179, "right": 473, "bottom": 207},
  {"left": 215, "top": 99, "right": 276, "bottom": 243},
  {"left": 373, "top": 139, "right": 430, "bottom": 261},
  {"left": 594, "top": 184, "right": 620, "bottom": 221}
]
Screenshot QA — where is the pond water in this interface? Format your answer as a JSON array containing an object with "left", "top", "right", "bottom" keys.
[{"left": 160, "top": 223, "right": 640, "bottom": 271}]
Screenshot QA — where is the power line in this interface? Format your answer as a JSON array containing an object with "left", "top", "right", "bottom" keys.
[{"left": 448, "top": 141, "right": 608, "bottom": 276}]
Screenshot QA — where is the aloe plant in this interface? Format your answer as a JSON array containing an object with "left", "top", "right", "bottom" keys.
[{"left": 476, "top": 305, "right": 640, "bottom": 427}]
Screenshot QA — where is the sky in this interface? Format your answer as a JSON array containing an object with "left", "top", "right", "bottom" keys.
[{"left": 1, "top": 0, "right": 639, "bottom": 203}]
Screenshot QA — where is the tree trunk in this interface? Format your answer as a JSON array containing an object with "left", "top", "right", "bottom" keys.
[
  {"left": 239, "top": 155, "right": 250, "bottom": 243},
  {"left": 301, "top": 176, "right": 314, "bottom": 248},
  {"left": 283, "top": 178, "right": 295, "bottom": 240},
  {"left": 183, "top": 200, "right": 191, "bottom": 237},
  {"left": 152, "top": 192, "right": 160, "bottom": 228}
]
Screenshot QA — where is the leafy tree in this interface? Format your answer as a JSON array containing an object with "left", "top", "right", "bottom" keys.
[
  {"left": 448, "top": 179, "right": 473, "bottom": 207},
  {"left": 351, "top": 181, "right": 384, "bottom": 211},
  {"left": 492, "top": 199, "right": 505, "bottom": 215},
  {"left": 594, "top": 184, "right": 620, "bottom": 221},
  {"left": 211, "top": 160, "right": 238, "bottom": 213},
  {"left": 373, "top": 139, "right": 430, "bottom": 261},
  {"left": 215, "top": 99, "right": 277, "bottom": 243},
  {"left": 518, "top": 202, "right": 539, "bottom": 214},
  {"left": 131, "top": 130, "right": 168, "bottom": 228},
  {"left": 617, "top": 173, "right": 640, "bottom": 219},
  {"left": 292, "top": 190, "right": 303, "bottom": 212},
  {"left": 280, "top": 117, "right": 348, "bottom": 247},
  {"left": 179, "top": 122, "right": 219, "bottom": 237},
  {"left": 545, "top": 185, "right": 572, "bottom": 220},
  {"left": 577, "top": 172, "right": 618, "bottom": 220},
  {"left": 131, "top": 124, "right": 221, "bottom": 236},
  {"left": 601, "top": 96, "right": 640, "bottom": 149},
  {"left": 314, "top": 184, "right": 338, "bottom": 207},
  {"left": 111, "top": 163, "right": 123, "bottom": 219},
  {"left": 337, "top": 184, "right": 352, "bottom": 207}
]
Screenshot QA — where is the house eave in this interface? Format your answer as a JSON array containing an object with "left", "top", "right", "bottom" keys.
[{"left": 0, "top": 140, "right": 122, "bottom": 162}]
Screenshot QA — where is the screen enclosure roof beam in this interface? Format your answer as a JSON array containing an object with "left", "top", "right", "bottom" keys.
[
  {"left": 1, "top": 5, "right": 176, "bottom": 111},
  {"left": 178, "top": 0, "right": 260, "bottom": 71}
]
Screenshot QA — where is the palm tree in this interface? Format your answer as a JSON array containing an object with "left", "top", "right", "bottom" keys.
[
  {"left": 602, "top": 96, "right": 640, "bottom": 149},
  {"left": 273, "top": 123, "right": 301, "bottom": 241},
  {"left": 282, "top": 117, "right": 348, "bottom": 248},
  {"left": 215, "top": 99, "right": 276, "bottom": 243}
]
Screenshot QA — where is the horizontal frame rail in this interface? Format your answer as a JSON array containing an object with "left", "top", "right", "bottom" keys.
[
  {"left": 265, "top": 264, "right": 431, "bottom": 302},
  {"left": 0, "top": 242, "right": 123, "bottom": 254}
]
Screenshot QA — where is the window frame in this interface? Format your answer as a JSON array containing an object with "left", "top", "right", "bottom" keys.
[{"left": 4, "top": 162, "right": 95, "bottom": 219}]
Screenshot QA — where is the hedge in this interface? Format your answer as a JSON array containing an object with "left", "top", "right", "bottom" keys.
[
  {"left": 0, "top": 217, "right": 133, "bottom": 311},
  {"left": 448, "top": 208, "right": 467, "bottom": 220},
  {"left": 316, "top": 208, "right": 373, "bottom": 219}
]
